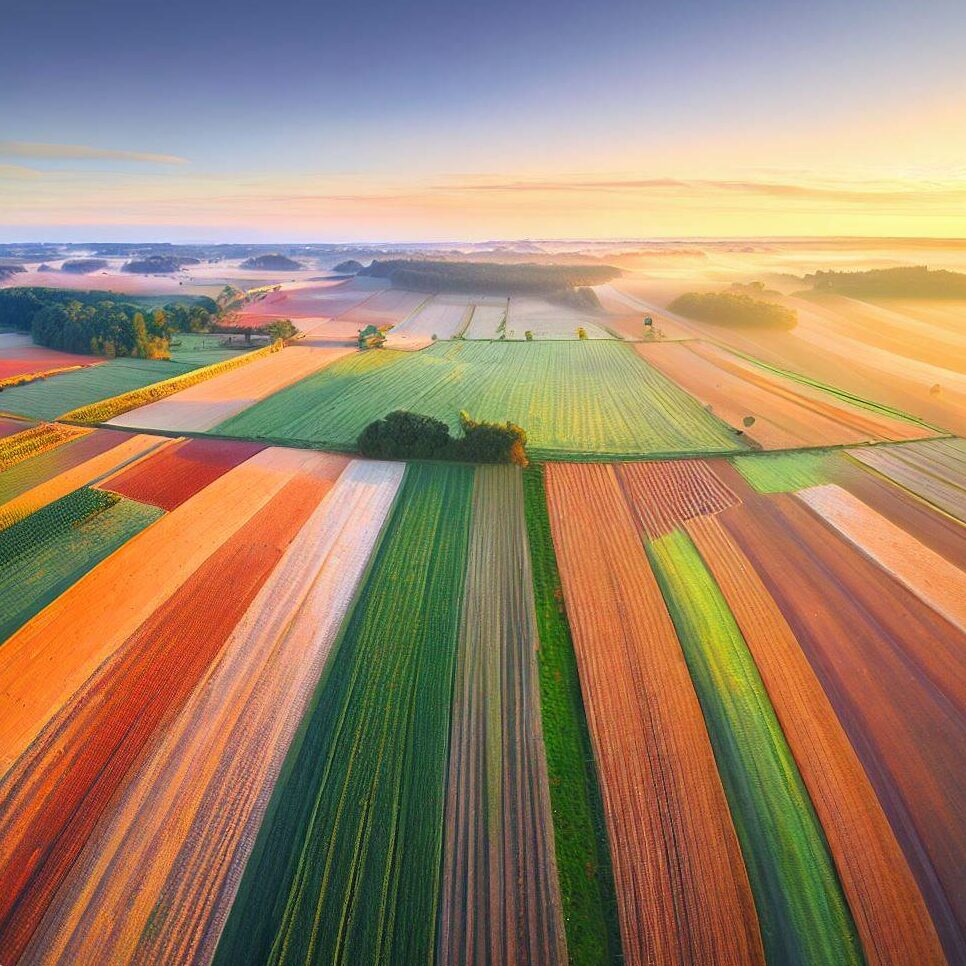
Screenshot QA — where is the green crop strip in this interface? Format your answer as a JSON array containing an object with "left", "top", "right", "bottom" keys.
[
  {"left": 732, "top": 449, "right": 836, "bottom": 493},
  {"left": 215, "top": 340, "right": 744, "bottom": 461},
  {"left": 647, "top": 530, "right": 864, "bottom": 966},
  {"left": 523, "top": 465, "right": 622, "bottom": 965},
  {"left": 0, "top": 487, "right": 162, "bottom": 643},
  {"left": 213, "top": 462, "right": 474, "bottom": 966}
]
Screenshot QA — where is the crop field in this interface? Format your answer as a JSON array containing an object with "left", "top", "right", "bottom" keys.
[
  {"left": 439, "top": 466, "right": 566, "bottom": 964},
  {"left": 0, "top": 280, "right": 963, "bottom": 965},
  {"left": 107, "top": 345, "right": 355, "bottom": 432},
  {"left": 637, "top": 340, "right": 936, "bottom": 448},
  {"left": 0, "top": 333, "right": 100, "bottom": 386},
  {"left": 216, "top": 340, "right": 745, "bottom": 459},
  {"left": 543, "top": 453, "right": 963, "bottom": 965},
  {"left": 0, "top": 357, "right": 201, "bottom": 420},
  {"left": 504, "top": 297, "right": 612, "bottom": 340}
]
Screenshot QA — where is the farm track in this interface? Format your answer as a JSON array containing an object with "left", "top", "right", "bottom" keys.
[
  {"left": 544, "top": 462, "right": 763, "bottom": 966},
  {"left": 0, "top": 446, "right": 326, "bottom": 777},
  {"left": 686, "top": 514, "right": 947, "bottom": 966},
  {"left": 615, "top": 459, "right": 737, "bottom": 538},
  {"left": 0, "top": 457, "right": 344, "bottom": 964},
  {"left": 722, "top": 494, "right": 966, "bottom": 963},
  {"left": 439, "top": 466, "right": 566, "bottom": 965},
  {"left": 102, "top": 436, "right": 265, "bottom": 510},
  {"left": 213, "top": 463, "right": 474, "bottom": 966},
  {"left": 18, "top": 459, "right": 407, "bottom": 966}
]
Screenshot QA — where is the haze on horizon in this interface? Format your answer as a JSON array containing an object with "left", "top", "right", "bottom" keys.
[{"left": 2, "top": 0, "right": 965, "bottom": 243}]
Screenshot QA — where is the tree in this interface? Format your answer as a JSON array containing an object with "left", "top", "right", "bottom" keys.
[{"left": 265, "top": 318, "right": 298, "bottom": 342}]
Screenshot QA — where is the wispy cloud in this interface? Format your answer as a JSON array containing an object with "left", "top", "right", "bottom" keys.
[
  {"left": 434, "top": 175, "right": 966, "bottom": 207},
  {"left": 0, "top": 141, "right": 188, "bottom": 165},
  {"left": 0, "top": 163, "right": 40, "bottom": 179}
]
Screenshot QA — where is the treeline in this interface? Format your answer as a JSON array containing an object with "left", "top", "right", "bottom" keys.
[
  {"left": 803, "top": 266, "right": 966, "bottom": 298},
  {"left": 0, "top": 287, "right": 218, "bottom": 358},
  {"left": 358, "top": 410, "right": 528, "bottom": 465},
  {"left": 669, "top": 291, "right": 797, "bottom": 330},
  {"left": 359, "top": 259, "right": 619, "bottom": 297}
]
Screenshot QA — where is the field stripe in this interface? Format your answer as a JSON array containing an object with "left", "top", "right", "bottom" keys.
[
  {"left": 0, "top": 433, "right": 168, "bottom": 530},
  {"left": 0, "top": 456, "right": 344, "bottom": 964},
  {"left": 797, "top": 484, "right": 966, "bottom": 631},
  {"left": 213, "top": 462, "right": 474, "bottom": 965},
  {"left": 615, "top": 458, "right": 737, "bottom": 538},
  {"left": 0, "top": 446, "right": 328, "bottom": 778},
  {"left": 722, "top": 494, "right": 966, "bottom": 962},
  {"left": 544, "top": 462, "right": 763, "bottom": 966},
  {"left": 685, "top": 515, "right": 945, "bottom": 966},
  {"left": 18, "top": 459, "right": 404, "bottom": 966},
  {"left": 438, "top": 466, "right": 567, "bottom": 965}
]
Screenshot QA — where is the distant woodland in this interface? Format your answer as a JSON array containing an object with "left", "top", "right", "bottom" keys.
[
  {"left": 803, "top": 266, "right": 966, "bottom": 298},
  {"left": 0, "top": 287, "right": 218, "bottom": 358},
  {"left": 669, "top": 290, "right": 798, "bottom": 329},
  {"left": 359, "top": 259, "right": 619, "bottom": 301},
  {"left": 61, "top": 259, "right": 109, "bottom": 274},
  {"left": 122, "top": 255, "right": 200, "bottom": 274},
  {"left": 240, "top": 254, "right": 304, "bottom": 270}
]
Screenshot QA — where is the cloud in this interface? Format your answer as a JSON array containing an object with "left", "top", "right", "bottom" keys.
[
  {"left": 0, "top": 141, "right": 188, "bottom": 165},
  {"left": 0, "top": 163, "right": 40, "bottom": 179},
  {"left": 434, "top": 175, "right": 966, "bottom": 207}
]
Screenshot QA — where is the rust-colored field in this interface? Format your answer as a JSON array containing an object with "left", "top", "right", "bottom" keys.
[
  {"left": 0, "top": 461, "right": 340, "bottom": 963},
  {"left": 686, "top": 513, "right": 946, "bottom": 966},
  {"left": 544, "top": 462, "right": 763, "bottom": 966},
  {"left": 0, "top": 446, "right": 329, "bottom": 778},
  {"left": 439, "top": 466, "right": 566, "bottom": 965},
  {"left": 102, "top": 436, "right": 265, "bottom": 510},
  {"left": 722, "top": 493, "right": 966, "bottom": 962},
  {"left": 614, "top": 458, "right": 737, "bottom": 538},
  {"left": 107, "top": 346, "right": 355, "bottom": 432}
]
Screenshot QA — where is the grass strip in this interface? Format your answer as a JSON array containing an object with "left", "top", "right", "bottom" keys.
[
  {"left": 523, "top": 465, "right": 621, "bottom": 965},
  {"left": 213, "top": 462, "right": 474, "bottom": 966},
  {"left": 647, "top": 529, "right": 864, "bottom": 966},
  {"left": 732, "top": 449, "right": 835, "bottom": 493}
]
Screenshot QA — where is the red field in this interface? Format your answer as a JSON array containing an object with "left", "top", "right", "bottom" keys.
[{"left": 103, "top": 437, "right": 265, "bottom": 510}]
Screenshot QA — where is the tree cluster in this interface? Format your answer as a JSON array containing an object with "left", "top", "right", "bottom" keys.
[
  {"left": 358, "top": 259, "right": 619, "bottom": 297},
  {"left": 669, "top": 291, "right": 797, "bottom": 330},
  {"left": 0, "top": 287, "right": 217, "bottom": 358},
  {"left": 358, "top": 410, "right": 528, "bottom": 466},
  {"left": 803, "top": 266, "right": 966, "bottom": 298}
]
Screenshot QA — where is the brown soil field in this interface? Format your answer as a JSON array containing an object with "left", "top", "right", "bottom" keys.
[
  {"left": 721, "top": 493, "right": 966, "bottom": 963},
  {"left": 544, "top": 462, "right": 763, "bottom": 966},
  {"left": 439, "top": 466, "right": 566, "bottom": 965},
  {"left": 686, "top": 513, "right": 946, "bottom": 966},
  {"left": 614, "top": 458, "right": 737, "bottom": 538}
]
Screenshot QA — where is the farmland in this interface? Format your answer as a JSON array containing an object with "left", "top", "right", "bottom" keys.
[
  {"left": 217, "top": 340, "right": 744, "bottom": 459},
  {"left": 0, "top": 240, "right": 964, "bottom": 966}
]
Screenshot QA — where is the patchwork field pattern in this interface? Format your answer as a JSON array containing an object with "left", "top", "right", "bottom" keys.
[{"left": 217, "top": 340, "right": 745, "bottom": 459}]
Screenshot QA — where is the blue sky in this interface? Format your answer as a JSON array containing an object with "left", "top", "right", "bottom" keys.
[{"left": 2, "top": 0, "right": 965, "bottom": 240}]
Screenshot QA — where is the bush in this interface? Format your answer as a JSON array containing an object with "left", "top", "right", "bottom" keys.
[{"left": 357, "top": 409, "right": 528, "bottom": 465}]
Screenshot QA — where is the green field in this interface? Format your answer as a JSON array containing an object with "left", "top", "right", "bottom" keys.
[
  {"left": 215, "top": 340, "right": 744, "bottom": 460},
  {"left": 167, "top": 333, "right": 255, "bottom": 367},
  {"left": 214, "top": 462, "right": 474, "bottom": 965},
  {"left": 523, "top": 465, "right": 622, "bottom": 964},
  {"left": 732, "top": 449, "right": 835, "bottom": 492},
  {"left": 0, "top": 358, "right": 200, "bottom": 421},
  {"left": 647, "top": 530, "right": 863, "bottom": 966},
  {"left": 0, "top": 488, "right": 162, "bottom": 642}
]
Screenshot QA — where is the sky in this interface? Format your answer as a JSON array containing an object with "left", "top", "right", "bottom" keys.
[{"left": 2, "top": 0, "right": 965, "bottom": 241}]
